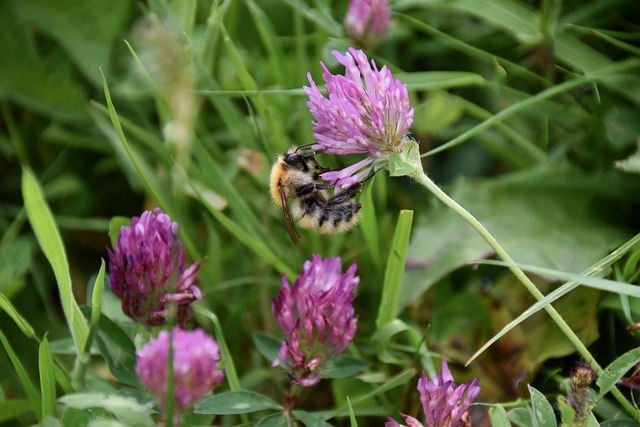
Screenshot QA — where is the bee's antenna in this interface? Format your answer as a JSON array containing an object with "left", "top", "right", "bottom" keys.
[{"left": 296, "top": 142, "right": 316, "bottom": 152}]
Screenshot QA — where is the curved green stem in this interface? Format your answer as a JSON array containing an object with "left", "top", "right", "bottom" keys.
[{"left": 411, "top": 171, "right": 640, "bottom": 421}]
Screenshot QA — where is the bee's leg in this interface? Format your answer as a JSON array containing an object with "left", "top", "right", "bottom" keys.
[
  {"left": 295, "top": 183, "right": 317, "bottom": 197},
  {"left": 327, "top": 183, "right": 363, "bottom": 205}
]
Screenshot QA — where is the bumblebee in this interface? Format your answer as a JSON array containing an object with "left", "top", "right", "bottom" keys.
[{"left": 269, "top": 147, "right": 363, "bottom": 243}]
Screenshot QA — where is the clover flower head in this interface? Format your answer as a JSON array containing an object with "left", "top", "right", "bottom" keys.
[
  {"left": 107, "top": 208, "right": 202, "bottom": 326},
  {"left": 272, "top": 255, "right": 359, "bottom": 387},
  {"left": 344, "top": 0, "right": 391, "bottom": 49},
  {"left": 387, "top": 361, "right": 481, "bottom": 427},
  {"left": 304, "top": 47, "right": 414, "bottom": 188},
  {"left": 136, "top": 328, "right": 225, "bottom": 413}
]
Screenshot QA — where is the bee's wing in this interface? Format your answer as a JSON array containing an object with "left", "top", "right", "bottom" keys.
[{"left": 279, "top": 181, "right": 301, "bottom": 244}]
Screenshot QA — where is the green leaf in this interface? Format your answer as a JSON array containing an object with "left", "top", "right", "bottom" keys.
[
  {"left": 528, "top": 385, "right": 557, "bottom": 427},
  {"left": 0, "top": 329, "right": 40, "bottom": 419},
  {"left": 252, "top": 332, "right": 281, "bottom": 363},
  {"left": 321, "top": 355, "right": 369, "bottom": 379},
  {"left": 256, "top": 414, "right": 288, "bottom": 427},
  {"left": 94, "top": 314, "right": 138, "bottom": 387},
  {"left": 108, "top": 217, "right": 130, "bottom": 249},
  {"left": 376, "top": 210, "right": 414, "bottom": 330},
  {"left": 509, "top": 407, "right": 533, "bottom": 427},
  {"left": 402, "top": 175, "right": 630, "bottom": 309},
  {"left": 597, "top": 347, "right": 640, "bottom": 399},
  {"left": 488, "top": 405, "right": 511, "bottom": 427},
  {"left": 195, "top": 391, "right": 283, "bottom": 415},
  {"left": 557, "top": 396, "right": 576, "bottom": 425},
  {"left": 22, "top": 167, "right": 88, "bottom": 354},
  {"left": 292, "top": 410, "right": 333, "bottom": 427},
  {"left": 59, "top": 393, "right": 154, "bottom": 427},
  {"left": 39, "top": 336, "right": 56, "bottom": 418},
  {"left": 389, "top": 154, "right": 414, "bottom": 177}
]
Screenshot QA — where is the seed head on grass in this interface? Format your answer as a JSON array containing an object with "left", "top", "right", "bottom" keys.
[
  {"left": 272, "top": 255, "right": 359, "bottom": 387},
  {"left": 107, "top": 208, "right": 201, "bottom": 327}
]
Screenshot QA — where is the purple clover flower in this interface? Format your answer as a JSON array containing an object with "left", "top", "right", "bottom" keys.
[
  {"left": 272, "top": 255, "right": 359, "bottom": 387},
  {"left": 386, "top": 361, "right": 481, "bottom": 427},
  {"left": 107, "top": 208, "right": 202, "bottom": 327},
  {"left": 136, "top": 328, "right": 225, "bottom": 413},
  {"left": 304, "top": 47, "right": 415, "bottom": 188},
  {"left": 344, "top": 0, "right": 391, "bottom": 49}
]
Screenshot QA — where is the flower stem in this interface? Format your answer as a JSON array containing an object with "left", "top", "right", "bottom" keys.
[{"left": 411, "top": 171, "right": 640, "bottom": 421}]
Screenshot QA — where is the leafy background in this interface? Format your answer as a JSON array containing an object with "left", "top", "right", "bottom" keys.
[{"left": 1, "top": 0, "right": 640, "bottom": 425}]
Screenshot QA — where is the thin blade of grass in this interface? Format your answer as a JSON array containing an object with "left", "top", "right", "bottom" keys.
[
  {"left": 467, "top": 232, "right": 640, "bottom": 365},
  {"left": 38, "top": 336, "right": 56, "bottom": 418},
  {"left": 0, "top": 294, "right": 37, "bottom": 339},
  {"left": 245, "top": 0, "right": 288, "bottom": 86},
  {"left": 191, "top": 140, "right": 274, "bottom": 251},
  {"left": 196, "top": 308, "right": 241, "bottom": 392},
  {"left": 0, "top": 329, "right": 40, "bottom": 419},
  {"left": 376, "top": 210, "right": 414, "bottom": 334},
  {"left": 84, "top": 259, "right": 105, "bottom": 355},
  {"left": 99, "top": 68, "right": 170, "bottom": 212},
  {"left": 282, "top": 0, "right": 342, "bottom": 36},
  {"left": 397, "top": 71, "right": 484, "bottom": 90},
  {"left": 359, "top": 176, "right": 382, "bottom": 268},
  {"left": 425, "top": 58, "right": 640, "bottom": 156},
  {"left": 397, "top": 13, "right": 549, "bottom": 86},
  {"left": 480, "top": 260, "right": 640, "bottom": 297},
  {"left": 347, "top": 397, "right": 358, "bottom": 427},
  {"left": 328, "top": 369, "right": 416, "bottom": 418},
  {"left": 186, "top": 170, "right": 295, "bottom": 278},
  {"left": 22, "top": 168, "right": 88, "bottom": 352}
]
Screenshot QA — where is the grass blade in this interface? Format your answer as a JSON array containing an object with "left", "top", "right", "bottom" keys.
[
  {"left": 0, "top": 294, "right": 37, "bottom": 340},
  {"left": 467, "top": 232, "right": 640, "bottom": 365},
  {"left": 22, "top": 167, "right": 88, "bottom": 353},
  {"left": 85, "top": 259, "right": 105, "bottom": 355},
  {"left": 359, "top": 177, "right": 382, "bottom": 268},
  {"left": 0, "top": 329, "right": 40, "bottom": 419},
  {"left": 39, "top": 336, "right": 56, "bottom": 418},
  {"left": 376, "top": 210, "right": 414, "bottom": 331}
]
